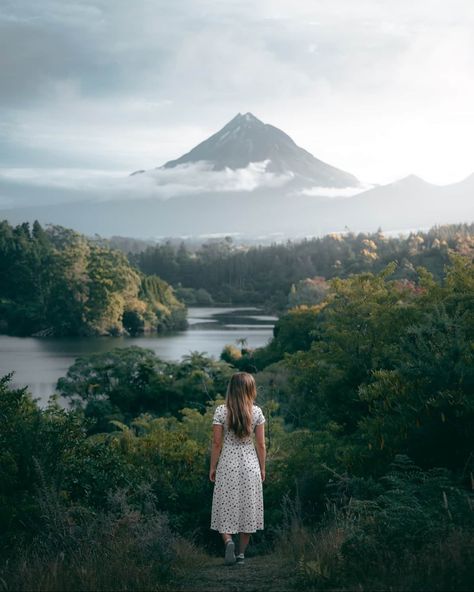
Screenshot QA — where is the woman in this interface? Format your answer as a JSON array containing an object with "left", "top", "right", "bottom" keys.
[{"left": 209, "top": 371, "right": 266, "bottom": 565}]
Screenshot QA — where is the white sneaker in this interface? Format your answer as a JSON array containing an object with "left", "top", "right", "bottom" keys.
[
  {"left": 236, "top": 553, "right": 245, "bottom": 564},
  {"left": 224, "top": 540, "right": 236, "bottom": 565}
]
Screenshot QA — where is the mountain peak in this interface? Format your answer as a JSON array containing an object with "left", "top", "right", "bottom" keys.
[
  {"left": 239, "top": 111, "right": 261, "bottom": 122},
  {"left": 394, "top": 174, "right": 430, "bottom": 187},
  {"left": 155, "top": 113, "right": 360, "bottom": 188},
  {"left": 225, "top": 111, "right": 265, "bottom": 129}
]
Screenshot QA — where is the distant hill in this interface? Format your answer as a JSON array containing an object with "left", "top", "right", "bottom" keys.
[
  {"left": 1, "top": 173, "right": 472, "bottom": 238},
  {"left": 327, "top": 173, "right": 474, "bottom": 232}
]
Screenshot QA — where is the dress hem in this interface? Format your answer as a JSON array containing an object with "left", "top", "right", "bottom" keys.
[{"left": 210, "top": 526, "right": 264, "bottom": 534}]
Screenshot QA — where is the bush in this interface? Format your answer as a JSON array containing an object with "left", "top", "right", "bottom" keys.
[
  {"left": 0, "top": 480, "right": 179, "bottom": 592},
  {"left": 220, "top": 344, "right": 242, "bottom": 364},
  {"left": 277, "top": 456, "right": 474, "bottom": 591}
]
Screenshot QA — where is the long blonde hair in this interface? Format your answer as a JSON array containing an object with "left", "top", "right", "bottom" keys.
[{"left": 225, "top": 372, "right": 257, "bottom": 438}]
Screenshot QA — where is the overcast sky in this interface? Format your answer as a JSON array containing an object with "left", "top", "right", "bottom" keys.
[{"left": 1, "top": 0, "right": 474, "bottom": 189}]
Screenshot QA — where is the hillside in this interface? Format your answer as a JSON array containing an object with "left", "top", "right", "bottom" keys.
[{"left": 0, "top": 220, "right": 187, "bottom": 337}]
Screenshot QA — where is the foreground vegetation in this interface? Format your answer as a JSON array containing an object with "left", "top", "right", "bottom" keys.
[
  {"left": 0, "top": 220, "right": 186, "bottom": 336},
  {"left": 0, "top": 237, "right": 473, "bottom": 590}
]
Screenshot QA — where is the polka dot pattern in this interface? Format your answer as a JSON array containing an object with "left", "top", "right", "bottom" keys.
[{"left": 210, "top": 404, "right": 266, "bottom": 534}]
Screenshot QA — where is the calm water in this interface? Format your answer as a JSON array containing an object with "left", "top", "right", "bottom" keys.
[{"left": 0, "top": 306, "right": 277, "bottom": 406}]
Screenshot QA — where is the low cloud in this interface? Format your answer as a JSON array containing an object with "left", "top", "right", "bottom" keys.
[
  {"left": 0, "top": 160, "right": 293, "bottom": 208},
  {"left": 136, "top": 160, "right": 292, "bottom": 196},
  {"left": 299, "top": 182, "right": 374, "bottom": 198}
]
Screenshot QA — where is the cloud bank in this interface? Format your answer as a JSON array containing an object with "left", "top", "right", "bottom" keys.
[
  {"left": 0, "top": 161, "right": 293, "bottom": 207},
  {"left": 299, "top": 182, "right": 375, "bottom": 198}
]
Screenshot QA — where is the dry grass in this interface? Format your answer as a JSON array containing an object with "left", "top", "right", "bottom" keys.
[
  {"left": 267, "top": 491, "right": 474, "bottom": 592},
  {"left": 0, "top": 482, "right": 178, "bottom": 592},
  {"left": 2, "top": 473, "right": 473, "bottom": 592}
]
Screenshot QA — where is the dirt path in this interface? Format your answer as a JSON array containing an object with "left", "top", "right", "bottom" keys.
[{"left": 168, "top": 552, "right": 297, "bottom": 592}]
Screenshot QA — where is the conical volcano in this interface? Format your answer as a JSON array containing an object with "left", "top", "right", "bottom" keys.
[{"left": 160, "top": 112, "right": 360, "bottom": 188}]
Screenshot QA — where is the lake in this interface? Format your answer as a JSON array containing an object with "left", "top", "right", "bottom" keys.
[{"left": 0, "top": 306, "right": 277, "bottom": 406}]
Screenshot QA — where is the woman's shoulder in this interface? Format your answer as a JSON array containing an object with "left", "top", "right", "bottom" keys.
[
  {"left": 216, "top": 403, "right": 261, "bottom": 412},
  {"left": 217, "top": 403, "right": 260, "bottom": 412},
  {"left": 252, "top": 404, "right": 265, "bottom": 424},
  {"left": 212, "top": 404, "right": 226, "bottom": 424}
]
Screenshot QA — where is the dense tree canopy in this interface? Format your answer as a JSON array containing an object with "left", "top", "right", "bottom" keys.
[
  {"left": 250, "top": 253, "right": 474, "bottom": 478},
  {"left": 130, "top": 222, "right": 474, "bottom": 310},
  {"left": 0, "top": 220, "right": 186, "bottom": 336},
  {"left": 57, "top": 346, "right": 234, "bottom": 430}
]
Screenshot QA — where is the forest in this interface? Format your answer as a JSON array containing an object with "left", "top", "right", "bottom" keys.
[
  {"left": 0, "top": 226, "right": 473, "bottom": 591},
  {"left": 130, "top": 222, "right": 474, "bottom": 309},
  {"left": 0, "top": 220, "right": 187, "bottom": 337}
]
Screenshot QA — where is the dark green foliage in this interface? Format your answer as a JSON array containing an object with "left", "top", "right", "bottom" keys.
[
  {"left": 268, "top": 303, "right": 325, "bottom": 357},
  {"left": 122, "top": 309, "right": 145, "bottom": 335},
  {"left": 259, "top": 254, "right": 474, "bottom": 477},
  {"left": 0, "top": 481, "right": 178, "bottom": 592},
  {"left": 291, "top": 456, "right": 474, "bottom": 591},
  {"left": 0, "top": 374, "right": 88, "bottom": 541},
  {"left": 0, "top": 220, "right": 186, "bottom": 336},
  {"left": 56, "top": 346, "right": 234, "bottom": 428},
  {"left": 174, "top": 285, "right": 214, "bottom": 305}
]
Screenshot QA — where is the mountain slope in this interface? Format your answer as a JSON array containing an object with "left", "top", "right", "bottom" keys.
[{"left": 158, "top": 112, "right": 360, "bottom": 188}]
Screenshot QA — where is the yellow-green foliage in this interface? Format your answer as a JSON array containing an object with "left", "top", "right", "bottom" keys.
[{"left": 0, "top": 221, "right": 186, "bottom": 336}]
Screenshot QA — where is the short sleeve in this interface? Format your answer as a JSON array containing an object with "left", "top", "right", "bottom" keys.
[
  {"left": 212, "top": 405, "right": 225, "bottom": 426},
  {"left": 255, "top": 406, "right": 266, "bottom": 426}
]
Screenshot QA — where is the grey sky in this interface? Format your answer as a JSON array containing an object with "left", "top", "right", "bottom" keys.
[{"left": 1, "top": 0, "right": 474, "bottom": 187}]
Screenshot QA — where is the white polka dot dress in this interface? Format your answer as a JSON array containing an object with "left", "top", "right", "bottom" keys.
[{"left": 210, "top": 404, "right": 266, "bottom": 534}]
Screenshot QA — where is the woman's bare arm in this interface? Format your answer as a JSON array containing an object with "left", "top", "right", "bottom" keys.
[
  {"left": 254, "top": 423, "right": 266, "bottom": 481},
  {"left": 209, "top": 424, "right": 223, "bottom": 481}
]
